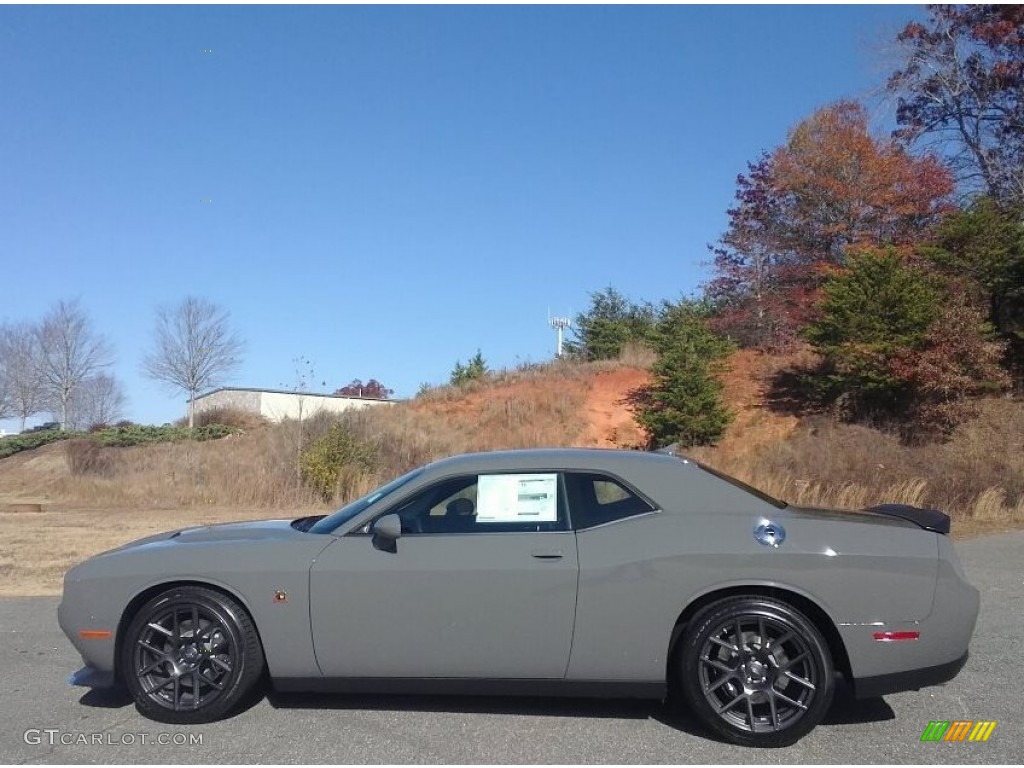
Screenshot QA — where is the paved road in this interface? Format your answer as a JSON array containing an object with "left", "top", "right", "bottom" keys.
[{"left": 2, "top": 532, "right": 1022, "bottom": 764}]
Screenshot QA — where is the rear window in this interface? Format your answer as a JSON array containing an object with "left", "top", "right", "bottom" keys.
[{"left": 564, "top": 472, "right": 657, "bottom": 529}]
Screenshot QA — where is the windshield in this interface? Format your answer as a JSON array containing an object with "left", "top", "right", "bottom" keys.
[{"left": 308, "top": 467, "right": 426, "bottom": 534}]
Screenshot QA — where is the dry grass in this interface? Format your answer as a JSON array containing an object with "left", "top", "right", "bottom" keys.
[
  {"left": 691, "top": 398, "right": 1024, "bottom": 526},
  {"left": 0, "top": 505, "right": 320, "bottom": 596},
  {"left": 192, "top": 405, "right": 269, "bottom": 430},
  {"left": 1, "top": 430, "right": 327, "bottom": 510}
]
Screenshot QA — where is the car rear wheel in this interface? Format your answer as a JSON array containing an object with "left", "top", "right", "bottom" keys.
[
  {"left": 678, "top": 596, "right": 834, "bottom": 747},
  {"left": 120, "top": 585, "right": 264, "bottom": 723}
]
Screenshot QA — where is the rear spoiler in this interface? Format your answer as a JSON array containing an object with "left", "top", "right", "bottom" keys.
[{"left": 864, "top": 504, "right": 951, "bottom": 535}]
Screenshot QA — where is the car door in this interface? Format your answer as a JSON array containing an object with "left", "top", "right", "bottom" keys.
[{"left": 309, "top": 471, "right": 579, "bottom": 679}]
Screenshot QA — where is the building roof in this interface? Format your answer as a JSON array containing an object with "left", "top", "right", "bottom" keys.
[{"left": 191, "top": 386, "right": 393, "bottom": 403}]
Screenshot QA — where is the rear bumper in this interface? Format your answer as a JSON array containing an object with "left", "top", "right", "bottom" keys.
[
  {"left": 840, "top": 542, "right": 979, "bottom": 696},
  {"left": 851, "top": 651, "right": 968, "bottom": 699}
]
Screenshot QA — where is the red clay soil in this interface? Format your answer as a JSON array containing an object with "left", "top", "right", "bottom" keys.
[
  {"left": 581, "top": 367, "right": 650, "bottom": 448},
  {"left": 710, "top": 349, "right": 800, "bottom": 460}
]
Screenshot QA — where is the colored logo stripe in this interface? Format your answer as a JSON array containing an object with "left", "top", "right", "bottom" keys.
[
  {"left": 969, "top": 721, "right": 997, "bottom": 742},
  {"left": 944, "top": 721, "right": 973, "bottom": 741},
  {"left": 920, "top": 721, "right": 996, "bottom": 742}
]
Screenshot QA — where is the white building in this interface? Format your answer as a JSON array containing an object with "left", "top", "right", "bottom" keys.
[{"left": 190, "top": 387, "right": 395, "bottom": 423}]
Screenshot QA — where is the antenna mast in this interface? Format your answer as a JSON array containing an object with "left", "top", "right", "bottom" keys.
[{"left": 548, "top": 312, "right": 572, "bottom": 358}]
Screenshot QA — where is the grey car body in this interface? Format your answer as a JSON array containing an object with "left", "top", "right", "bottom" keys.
[{"left": 59, "top": 448, "right": 979, "bottom": 743}]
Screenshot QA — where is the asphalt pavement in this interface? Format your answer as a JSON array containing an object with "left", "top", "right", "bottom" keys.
[{"left": 2, "top": 531, "right": 1022, "bottom": 764}]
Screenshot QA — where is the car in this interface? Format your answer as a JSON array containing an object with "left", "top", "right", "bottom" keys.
[
  {"left": 58, "top": 447, "right": 979, "bottom": 747},
  {"left": 27, "top": 421, "right": 60, "bottom": 432}
]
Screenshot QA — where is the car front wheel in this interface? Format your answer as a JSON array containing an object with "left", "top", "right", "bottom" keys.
[
  {"left": 120, "top": 585, "right": 264, "bottom": 723},
  {"left": 678, "top": 595, "right": 834, "bottom": 747}
]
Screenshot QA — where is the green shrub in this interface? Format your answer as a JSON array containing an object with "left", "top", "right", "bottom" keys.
[
  {"left": 299, "top": 423, "right": 378, "bottom": 501},
  {"left": 450, "top": 350, "right": 489, "bottom": 386},
  {"left": 0, "top": 430, "right": 75, "bottom": 459},
  {"left": 0, "top": 423, "right": 238, "bottom": 459},
  {"left": 91, "top": 424, "right": 237, "bottom": 447}
]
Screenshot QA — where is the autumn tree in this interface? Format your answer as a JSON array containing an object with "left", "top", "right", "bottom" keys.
[
  {"left": 142, "top": 297, "right": 245, "bottom": 428},
  {"left": 922, "top": 197, "right": 1024, "bottom": 380},
  {"left": 629, "top": 301, "right": 733, "bottom": 449},
  {"left": 889, "top": 5, "right": 1024, "bottom": 204},
  {"left": 36, "top": 300, "right": 113, "bottom": 430},
  {"left": 708, "top": 101, "right": 953, "bottom": 349},
  {"left": 806, "top": 249, "right": 1008, "bottom": 434},
  {"left": 706, "top": 154, "right": 812, "bottom": 349},
  {"left": 334, "top": 379, "right": 394, "bottom": 399},
  {"left": 890, "top": 292, "right": 1009, "bottom": 438},
  {"left": 565, "top": 286, "right": 658, "bottom": 360}
]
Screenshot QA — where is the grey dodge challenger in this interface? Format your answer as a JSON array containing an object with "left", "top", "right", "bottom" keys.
[{"left": 59, "top": 448, "right": 979, "bottom": 747}]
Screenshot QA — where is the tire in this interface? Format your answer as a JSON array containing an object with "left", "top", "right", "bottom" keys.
[
  {"left": 120, "top": 585, "right": 265, "bottom": 724},
  {"left": 677, "top": 596, "right": 834, "bottom": 748}
]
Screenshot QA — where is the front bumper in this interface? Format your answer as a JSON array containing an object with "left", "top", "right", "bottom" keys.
[{"left": 68, "top": 665, "right": 117, "bottom": 689}]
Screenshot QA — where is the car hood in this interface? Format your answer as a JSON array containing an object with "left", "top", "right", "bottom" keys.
[{"left": 104, "top": 519, "right": 305, "bottom": 555}]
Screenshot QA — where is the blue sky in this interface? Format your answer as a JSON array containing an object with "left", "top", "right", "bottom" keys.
[{"left": 0, "top": 5, "right": 920, "bottom": 427}]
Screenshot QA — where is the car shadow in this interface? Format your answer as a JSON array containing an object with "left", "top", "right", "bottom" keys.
[
  {"left": 265, "top": 679, "right": 894, "bottom": 742},
  {"left": 77, "top": 677, "right": 894, "bottom": 738},
  {"left": 78, "top": 686, "right": 133, "bottom": 709},
  {"left": 267, "top": 688, "right": 715, "bottom": 738},
  {"left": 822, "top": 680, "right": 895, "bottom": 726}
]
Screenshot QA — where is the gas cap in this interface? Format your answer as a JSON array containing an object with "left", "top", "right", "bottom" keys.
[{"left": 754, "top": 521, "right": 786, "bottom": 548}]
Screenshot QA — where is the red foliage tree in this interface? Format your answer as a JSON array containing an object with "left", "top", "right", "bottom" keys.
[
  {"left": 333, "top": 379, "right": 394, "bottom": 399},
  {"left": 707, "top": 101, "right": 954, "bottom": 349},
  {"left": 889, "top": 290, "right": 1010, "bottom": 437}
]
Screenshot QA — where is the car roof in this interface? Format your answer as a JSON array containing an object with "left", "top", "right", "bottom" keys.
[{"left": 422, "top": 447, "right": 688, "bottom": 475}]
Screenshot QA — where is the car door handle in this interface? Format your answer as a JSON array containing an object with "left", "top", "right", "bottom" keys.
[{"left": 530, "top": 549, "right": 564, "bottom": 560}]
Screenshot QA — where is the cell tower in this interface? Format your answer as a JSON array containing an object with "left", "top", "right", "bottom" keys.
[{"left": 548, "top": 311, "right": 572, "bottom": 358}]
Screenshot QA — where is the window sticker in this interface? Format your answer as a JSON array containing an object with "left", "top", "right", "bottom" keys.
[{"left": 477, "top": 473, "right": 558, "bottom": 523}]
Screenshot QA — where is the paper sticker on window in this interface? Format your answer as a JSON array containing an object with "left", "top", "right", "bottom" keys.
[{"left": 477, "top": 474, "right": 558, "bottom": 523}]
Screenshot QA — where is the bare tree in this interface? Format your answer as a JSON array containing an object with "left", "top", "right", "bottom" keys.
[
  {"left": 282, "top": 356, "right": 325, "bottom": 487},
  {"left": 0, "top": 323, "right": 45, "bottom": 431},
  {"left": 0, "top": 345, "right": 11, "bottom": 421},
  {"left": 36, "top": 300, "right": 113, "bottom": 430},
  {"left": 142, "top": 297, "right": 245, "bottom": 428},
  {"left": 62, "top": 373, "right": 127, "bottom": 430},
  {"left": 888, "top": 6, "right": 1024, "bottom": 204}
]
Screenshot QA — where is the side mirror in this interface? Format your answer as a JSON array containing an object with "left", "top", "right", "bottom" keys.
[{"left": 371, "top": 514, "right": 402, "bottom": 553}]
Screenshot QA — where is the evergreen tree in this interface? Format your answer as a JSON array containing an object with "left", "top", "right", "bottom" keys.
[
  {"left": 450, "top": 349, "right": 489, "bottom": 386},
  {"left": 805, "top": 248, "right": 942, "bottom": 404},
  {"left": 630, "top": 301, "right": 733, "bottom": 448},
  {"left": 565, "top": 286, "right": 658, "bottom": 361}
]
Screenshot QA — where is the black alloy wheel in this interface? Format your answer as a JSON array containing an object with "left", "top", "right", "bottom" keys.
[
  {"left": 121, "top": 586, "right": 264, "bottom": 724},
  {"left": 678, "top": 596, "right": 834, "bottom": 747}
]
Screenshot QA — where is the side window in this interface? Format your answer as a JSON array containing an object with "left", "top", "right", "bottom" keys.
[
  {"left": 387, "top": 473, "right": 567, "bottom": 534},
  {"left": 565, "top": 472, "right": 656, "bottom": 530}
]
